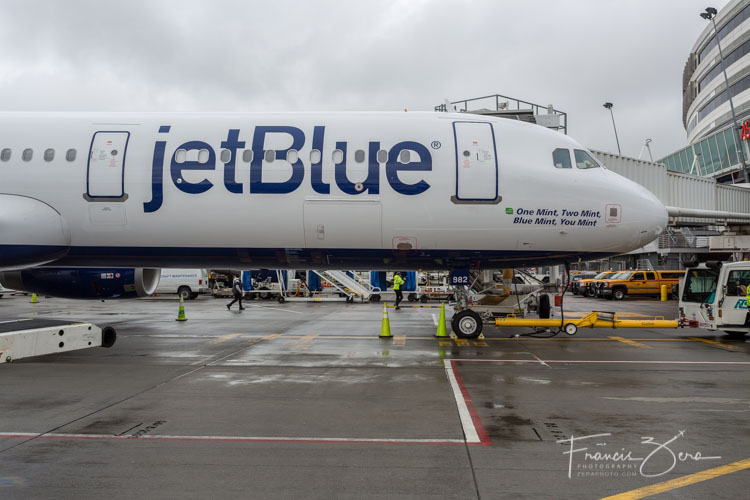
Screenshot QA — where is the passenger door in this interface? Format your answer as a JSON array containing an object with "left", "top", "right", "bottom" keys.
[
  {"left": 85, "top": 131, "right": 130, "bottom": 201},
  {"left": 452, "top": 122, "right": 500, "bottom": 203}
]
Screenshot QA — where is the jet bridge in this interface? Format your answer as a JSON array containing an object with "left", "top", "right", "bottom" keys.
[{"left": 0, "top": 318, "right": 115, "bottom": 363}]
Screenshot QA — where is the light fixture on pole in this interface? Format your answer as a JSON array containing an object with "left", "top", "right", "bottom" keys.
[
  {"left": 603, "top": 102, "right": 621, "bottom": 155},
  {"left": 701, "top": 6, "right": 749, "bottom": 183}
]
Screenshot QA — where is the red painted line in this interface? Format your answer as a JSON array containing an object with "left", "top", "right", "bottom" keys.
[{"left": 449, "top": 360, "right": 491, "bottom": 445}]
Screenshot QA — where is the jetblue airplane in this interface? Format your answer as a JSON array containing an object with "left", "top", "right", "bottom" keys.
[{"left": 0, "top": 111, "right": 667, "bottom": 297}]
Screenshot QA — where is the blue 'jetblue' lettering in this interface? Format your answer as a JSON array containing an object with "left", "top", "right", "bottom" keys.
[
  {"left": 221, "top": 129, "right": 245, "bottom": 194},
  {"left": 143, "top": 125, "right": 170, "bottom": 213},
  {"left": 171, "top": 141, "right": 215, "bottom": 195},
  {"left": 250, "top": 126, "right": 304, "bottom": 194},
  {"left": 310, "top": 126, "right": 329, "bottom": 194},
  {"left": 386, "top": 141, "right": 432, "bottom": 195},
  {"left": 145, "top": 125, "right": 433, "bottom": 213}
]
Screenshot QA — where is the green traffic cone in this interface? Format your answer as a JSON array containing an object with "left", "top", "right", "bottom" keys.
[
  {"left": 434, "top": 302, "right": 449, "bottom": 338},
  {"left": 176, "top": 295, "right": 187, "bottom": 321},
  {"left": 30, "top": 293, "right": 38, "bottom": 304},
  {"left": 379, "top": 302, "right": 392, "bottom": 338}
]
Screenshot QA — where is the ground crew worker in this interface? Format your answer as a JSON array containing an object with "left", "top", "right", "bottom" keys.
[
  {"left": 227, "top": 274, "right": 245, "bottom": 311},
  {"left": 393, "top": 272, "right": 405, "bottom": 310}
]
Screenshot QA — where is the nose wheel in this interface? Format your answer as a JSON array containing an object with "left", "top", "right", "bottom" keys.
[{"left": 451, "top": 310, "right": 483, "bottom": 339}]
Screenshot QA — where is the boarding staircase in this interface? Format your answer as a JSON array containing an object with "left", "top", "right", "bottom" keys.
[{"left": 314, "top": 270, "right": 376, "bottom": 302}]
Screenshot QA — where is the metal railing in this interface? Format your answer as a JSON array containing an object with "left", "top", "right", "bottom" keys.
[{"left": 435, "top": 93, "right": 568, "bottom": 134}]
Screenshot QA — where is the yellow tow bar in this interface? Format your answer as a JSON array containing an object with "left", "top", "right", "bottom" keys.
[{"left": 495, "top": 312, "right": 679, "bottom": 336}]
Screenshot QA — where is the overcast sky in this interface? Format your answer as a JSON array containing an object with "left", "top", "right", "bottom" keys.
[{"left": 0, "top": 0, "right": 733, "bottom": 159}]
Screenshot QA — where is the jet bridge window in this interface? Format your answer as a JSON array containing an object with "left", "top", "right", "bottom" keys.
[
  {"left": 552, "top": 148, "right": 572, "bottom": 168},
  {"left": 22, "top": 148, "right": 33, "bottom": 162},
  {"left": 44, "top": 149, "right": 55, "bottom": 162},
  {"left": 574, "top": 149, "right": 601, "bottom": 169},
  {"left": 1, "top": 148, "right": 10, "bottom": 161},
  {"left": 66, "top": 149, "right": 76, "bottom": 162}
]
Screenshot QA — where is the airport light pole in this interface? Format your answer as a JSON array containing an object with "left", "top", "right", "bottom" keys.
[
  {"left": 701, "top": 7, "right": 750, "bottom": 183},
  {"left": 603, "top": 102, "right": 621, "bottom": 155}
]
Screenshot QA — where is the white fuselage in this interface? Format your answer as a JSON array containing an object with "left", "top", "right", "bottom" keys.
[{"left": 0, "top": 111, "right": 667, "bottom": 270}]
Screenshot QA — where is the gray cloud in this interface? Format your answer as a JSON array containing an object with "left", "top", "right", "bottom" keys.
[{"left": 0, "top": 0, "right": 731, "bottom": 159}]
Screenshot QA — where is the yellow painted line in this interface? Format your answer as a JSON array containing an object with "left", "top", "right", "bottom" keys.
[
  {"left": 689, "top": 337, "right": 740, "bottom": 351},
  {"left": 473, "top": 341, "right": 488, "bottom": 347},
  {"left": 438, "top": 341, "right": 453, "bottom": 346},
  {"left": 208, "top": 333, "right": 243, "bottom": 344},
  {"left": 393, "top": 334, "right": 406, "bottom": 346},
  {"left": 600, "top": 457, "right": 750, "bottom": 500},
  {"left": 294, "top": 334, "right": 319, "bottom": 350},
  {"left": 454, "top": 339, "right": 469, "bottom": 346},
  {"left": 262, "top": 334, "right": 283, "bottom": 341},
  {"left": 609, "top": 336, "right": 652, "bottom": 349}
]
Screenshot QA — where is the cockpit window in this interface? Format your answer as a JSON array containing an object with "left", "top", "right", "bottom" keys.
[
  {"left": 552, "top": 148, "right": 572, "bottom": 169},
  {"left": 574, "top": 149, "right": 601, "bottom": 169}
]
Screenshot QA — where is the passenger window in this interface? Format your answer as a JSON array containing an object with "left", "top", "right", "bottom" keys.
[
  {"left": 242, "top": 149, "right": 253, "bottom": 163},
  {"left": 574, "top": 149, "right": 600, "bottom": 169},
  {"left": 310, "top": 149, "right": 321, "bottom": 164},
  {"left": 332, "top": 149, "right": 344, "bottom": 164},
  {"left": 1, "top": 148, "right": 11, "bottom": 161},
  {"left": 552, "top": 148, "right": 572, "bottom": 168},
  {"left": 646, "top": 272, "right": 656, "bottom": 280},
  {"left": 286, "top": 149, "right": 299, "bottom": 163},
  {"left": 22, "top": 149, "right": 33, "bottom": 162},
  {"left": 175, "top": 149, "right": 187, "bottom": 163},
  {"left": 377, "top": 149, "right": 388, "bottom": 163},
  {"left": 66, "top": 149, "right": 76, "bottom": 162},
  {"left": 264, "top": 150, "right": 275, "bottom": 163},
  {"left": 631, "top": 273, "right": 645, "bottom": 281},
  {"left": 399, "top": 150, "right": 410, "bottom": 163},
  {"left": 44, "top": 149, "right": 54, "bottom": 162},
  {"left": 198, "top": 149, "right": 210, "bottom": 163},
  {"left": 355, "top": 149, "right": 365, "bottom": 163},
  {"left": 220, "top": 149, "right": 231, "bottom": 163}
]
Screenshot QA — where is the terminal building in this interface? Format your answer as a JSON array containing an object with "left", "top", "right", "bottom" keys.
[{"left": 660, "top": 0, "right": 750, "bottom": 182}]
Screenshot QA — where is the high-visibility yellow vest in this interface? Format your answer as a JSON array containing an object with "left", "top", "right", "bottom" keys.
[{"left": 393, "top": 275, "right": 404, "bottom": 291}]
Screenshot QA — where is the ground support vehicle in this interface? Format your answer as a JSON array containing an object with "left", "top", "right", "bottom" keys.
[
  {"left": 0, "top": 319, "right": 116, "bottom": 362},
  {"left": 680, "top": 261, "right": 750, "bottom": 335},
  {"left": 599, "top": 270, "right": 684, "bottom": 300},
  {"left": 450, "top": 269, "right": 557, "bottom": 338},
  {"left": 577, "top": 271, "right": 618, "bottom": 296},
  {"left": 276, "top": 270, "right": 378, "bottom": 303},
  {"left": 496, "top": 311, "right": 678, "bottom": 336}
]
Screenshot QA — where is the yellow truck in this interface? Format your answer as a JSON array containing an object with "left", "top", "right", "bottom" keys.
[{"left": 598, "top": 270, "right": 685, "bottom": 300}]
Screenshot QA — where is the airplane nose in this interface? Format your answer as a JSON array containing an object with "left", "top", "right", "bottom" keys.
[{"left": 633, "top": 185, "right": 668, "bottom": 246}]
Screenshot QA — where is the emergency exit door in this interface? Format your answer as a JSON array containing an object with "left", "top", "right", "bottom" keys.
[
  {"left": 85, "top": 131, "right": 130, "bottom": 201},
  {"left": 452, "top": 122, "right": 500, "bottom": 203}
]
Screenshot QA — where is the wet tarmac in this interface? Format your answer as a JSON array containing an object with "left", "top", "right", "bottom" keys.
[{"left": 1, "top": 293, "right": 749, "bottom": 499}]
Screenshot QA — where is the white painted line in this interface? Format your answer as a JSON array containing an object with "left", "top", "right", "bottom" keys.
[
  {"left": 452, "top": 359, "right": 750, "bottom": 365},
  {"left": 0, "top": 432, "right": 465, "bottom": 444},
  {"left": 443, "top": 360, "right": 480, "bottom": 443},
  {"left": 431, "top": 313, "right": 438, "bottom": 327},
  {"left": 247, "top": 304, "right": 304, "bottom": 315}
]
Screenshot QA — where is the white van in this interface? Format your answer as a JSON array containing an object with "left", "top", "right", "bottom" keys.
[{"left": 156, "top": 269, "right": 209, "bottom": 299}]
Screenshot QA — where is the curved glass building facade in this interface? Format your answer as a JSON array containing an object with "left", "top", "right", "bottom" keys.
[{"left": 661, "top": 0, "right": 750, "bottom": 181}]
